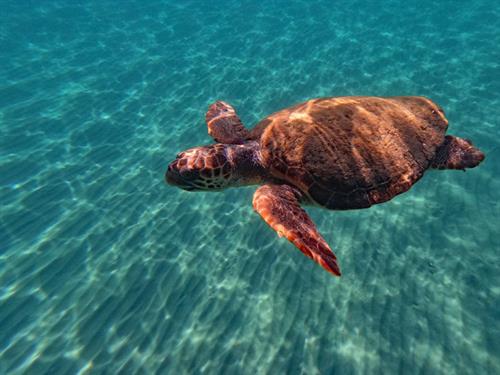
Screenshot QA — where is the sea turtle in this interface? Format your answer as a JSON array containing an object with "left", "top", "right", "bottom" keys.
[{"left": 166, "top": 97, "right": 485, "bottom": 277}]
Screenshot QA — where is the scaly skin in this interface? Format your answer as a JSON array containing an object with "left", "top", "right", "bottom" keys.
[{"left": 166, "top": 141, "right": 266, "bottom": 190}]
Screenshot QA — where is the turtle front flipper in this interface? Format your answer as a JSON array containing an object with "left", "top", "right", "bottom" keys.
[
  {"left": 252, "top": 184, "right": 341, "bottom": 277},
  {"left": 205, "top": 101, "right": 250, "bottom": 144}
]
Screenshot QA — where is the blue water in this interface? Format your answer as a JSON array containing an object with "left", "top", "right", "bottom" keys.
[{"left": 1, "top": 1, "right": 499, "bottom": 373}]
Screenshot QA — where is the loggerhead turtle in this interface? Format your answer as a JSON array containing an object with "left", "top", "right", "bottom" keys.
[{"left": 165, "top": 97, "right": 485, "bottom": 277}]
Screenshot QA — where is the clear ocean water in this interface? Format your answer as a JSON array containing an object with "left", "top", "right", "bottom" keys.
[{"left": 1, "top": 1, "right": 499, "bottom": 374}]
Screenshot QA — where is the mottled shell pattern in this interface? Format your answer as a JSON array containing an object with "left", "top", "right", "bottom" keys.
[{"left": 251, "top": 97, "right": 448, "bottom": 209}]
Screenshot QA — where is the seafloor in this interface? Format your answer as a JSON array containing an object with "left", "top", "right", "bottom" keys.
[{"left": 1, "top": 1, "right": 499, "bottom": 374}]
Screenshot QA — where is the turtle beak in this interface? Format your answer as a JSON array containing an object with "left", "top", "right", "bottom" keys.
[
  {"left": 165, "top": 161, "right": 196, "bottom": 191},
  {"left": 165, "top": 162, "right": 180, "bottom": 185}
]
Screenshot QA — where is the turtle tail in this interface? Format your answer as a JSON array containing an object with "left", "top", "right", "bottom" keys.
[{"left": 430, "top": 135, "right": 485, "bottom": 170}]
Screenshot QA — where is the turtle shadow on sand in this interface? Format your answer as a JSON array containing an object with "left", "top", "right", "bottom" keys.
[{"left": 166, "top": 96, "right": 485, "bottom": 277}]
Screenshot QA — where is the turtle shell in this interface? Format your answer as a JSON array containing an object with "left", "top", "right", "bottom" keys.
[{"left": 253, "top": 96, "right": 448, "bottom": 209}]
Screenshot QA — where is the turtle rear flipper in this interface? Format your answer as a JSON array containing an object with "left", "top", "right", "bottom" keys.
[
  {"left": 431, "top": 135, "right": 485, "bottom": 170},
  {"left": 205, "top": 101, "right": 250, "bottom": 144},
  {"left": 253, "top": 184, "right": 341, "bottom": 277}
]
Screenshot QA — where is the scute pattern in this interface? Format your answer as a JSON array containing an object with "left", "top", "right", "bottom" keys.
[{"left": 257, "top": 97, "right": 448, "bottom": 209}]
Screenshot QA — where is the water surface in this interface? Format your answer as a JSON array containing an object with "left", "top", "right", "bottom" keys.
[{"left": 1, "top": 0, "right": 499, "bottom": 373}]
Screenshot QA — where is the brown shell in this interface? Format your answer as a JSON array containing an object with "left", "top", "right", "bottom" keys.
[{"left": 253, "top": 96, "right": 448, "bottom": 209}]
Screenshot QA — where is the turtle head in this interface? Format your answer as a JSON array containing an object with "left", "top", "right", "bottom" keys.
[
  {"left": 166, "top": 142, "right": 264, "bottom": 191},
  {"left": 166, "top": 144, "right": 233, "bottom": 191}
]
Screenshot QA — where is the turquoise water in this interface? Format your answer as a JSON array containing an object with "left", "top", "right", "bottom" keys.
[{"left": 1, "top": 0, "right": 499, "bottom": 373}]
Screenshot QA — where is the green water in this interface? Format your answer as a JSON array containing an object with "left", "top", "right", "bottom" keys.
[{"left": 1, "top": 1, "right": 499, "bottom": 373}]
